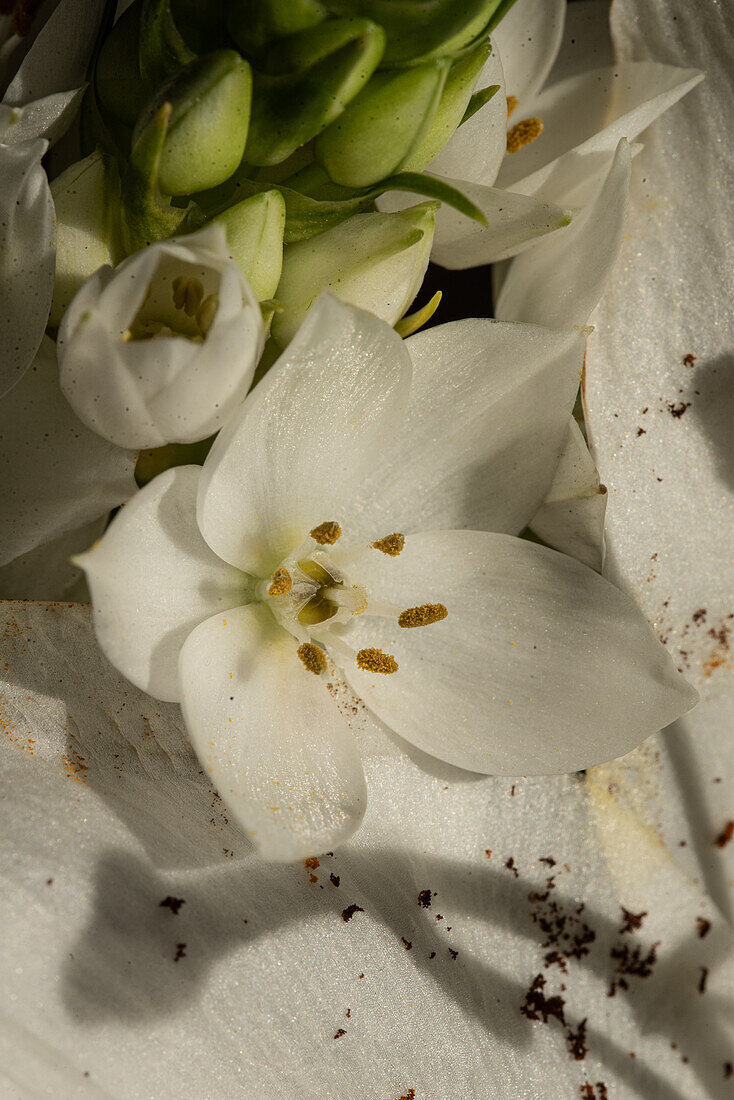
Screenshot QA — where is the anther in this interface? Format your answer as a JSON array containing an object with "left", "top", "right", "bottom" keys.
[
  {"left": 297, "top": 642, "right": 327, "bottom": 675},
  {"left": 371, "top": 532, "right": 405, "bottom": 557},
  {"left": 310, "top": 521, "right": 342, "bottom": 545},
  {"left": 172, "top": 276, "right": 205, "bottom": 317},
  {"left": 356, "top": 648, "right": 398, "bottom": 674},
  {"left": 507, "top": 117, "right": 544, "bottom": 154},
  {"left": 506, "top": 94, "right": 519, "bottom": 117},
  {"left": 398, "top": 603, "right": 448, "bottom": 629},
  {"left": 196, "top": 295, "right": 218, "bottom": 336},
  {"left": 268, "top": 568, "right": 292, "bottom": 597}
]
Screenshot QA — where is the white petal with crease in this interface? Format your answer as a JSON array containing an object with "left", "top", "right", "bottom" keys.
[
  {"left": 495, "top": 138, "right": 630, "bottom": 330},
  {"left": 197, "top": 294, "right": 412, "bottom": 576},
  {"left": 179, "top": 602, "right": 367, "bottom": 861},
  {"left": 348, "top": 319, "right": 584, "bottom": 538},
  {"left": 78, "top": 466, "right": 248, "bottom": 703},
  {"left": 491, "top": 0, "right": 566, "bottom": 107},
  {"left": 338, "top": 530, "right": 697, "bottom": 774}
]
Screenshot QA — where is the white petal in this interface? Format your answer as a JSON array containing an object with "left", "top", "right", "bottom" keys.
[
  {"left": 348, "top": 319, "right": 584, "bottom": 537},
  {"left": 0, "top": 137, "right": 54, "bottom": 397},
  {"left": 585, "top": 0, "right": 734, "bottom": 690},
  {"left": 497, "top": 62, "right": 703, "bottom": 202},
  {"left": 78, "top": 466, "right": 248, "bottom": 703},
  {"left": 179, "top": 602, "right": 367, "bottom": 860},
  {"left": 425, "top": 43, "right": 507, "bottom": 188},
  {"left": 3, "top": 0, "right": 105, "bottom": 108},
  {"left": 0, "top": 336, "right": 135, "bottom": 566},
  {"left": 495, "top": 138, "right": 631, "bottom": 329},
  {"left": 197, "top": 293, "right": 412, "bottom": 576},
  {"left": 544, "top": 0, "right": 614, "bottom": 86},
  {"left": 529, "top": 417, "right": 607, "bottom": 573},
  {"left": 338, "top": 530, "right": 697, "bottom": 774},
  {"left": 272, "top": 205, "right": 435, "bottom": 349},
  {"left": 427, "top": 175, "right": 572, "bottom": 268},
  {"left": 1, "top": 87, "right": 84, "bottom": 144},
  {"left": 0, "top": 515, "right": 105, "bottom": 601},
  {"left": 491, "top": 0, "right": 566, "bottom": 107}
]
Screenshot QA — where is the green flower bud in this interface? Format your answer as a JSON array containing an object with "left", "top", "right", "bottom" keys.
[
  {"left": 139, "top": 0, "right": 196, "bottom": 88},
  {"left": 96, "top": 0, "right": 150, "bottom": 129},
  {"left": 227, "top": 0, "right": 328, "bottom": 58},
  {"left": 272, "top": 201, "right": 438, "bottom": 347},
  {"left": 245, "top": 19, "right": 385, "bottom": 167},
  {"left": 211, "top": 190, "right": 286, "bottom": 301},
  {"left": 314, "top": 60, "right": 449, "bottom": 188},
  {"left": 134, "top": 50, "right": 252, "bottom": 195},
  {"left": 49, "top": 152, "right": 123, "bottom": 327},
  {"left": 327, "top": 0, "right": 503, "bottom": 65},
  {"left": 170, "top": 0, "right": 227, "bottom": 53}
]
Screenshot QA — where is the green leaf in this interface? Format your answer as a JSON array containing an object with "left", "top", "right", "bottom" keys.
[
  {"left": 378, "top": 171, "right": 487, "bottom": 225},
  {"left": 245, "top": 19, "right": 385, "bottom": 166},
  {"left": 314, "top": 60, "right": 449, "bottom": 187},
  {"left": 460, "top": 82, "right": 500, "bottom": 125},
  {"left": 139, "top": 0, "right": 196, "bottom": 88}
]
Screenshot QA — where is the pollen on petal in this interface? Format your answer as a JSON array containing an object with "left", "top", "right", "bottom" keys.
[
  {"left": 297, "top": 643, "right": 327, "bottom": 675},
  {"left": 268, "top": 568, "right": 292, "bottom": 597},
  {"left": 506, "top": 94, "right": 519, "bottom": 117},
  {"left": 398, "top": 603, "right": 448, "bottom": 629},
  {"left": 507, "top": 117, "right": 544, "bottom": 154},
  {"left": 310, "top": 520, "right": 342, "bottom": 545},
  {"left": 356, "top": 648, "right": 398, "bottom": 674},
  {"left": 371, "top": 532, "right": 405, "bottom": 557}
]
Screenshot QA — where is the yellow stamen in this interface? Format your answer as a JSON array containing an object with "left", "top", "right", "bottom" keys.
[
  {"left": 310, "top": 520, "right": 342, "bottom": 545},
  {"left": 398, "top": 603, "right": 448, "bottom": 629},
  {"left": 507, "top": 117, "right": 544, "bottom": 154},
  {"left": 196, "top": 294, "right": 218, "bottom": 336},
  {"left": 172, "top": 276, "right": 205, "bottom": 316},
  {"left": 268, "top": 568, "right": 292, "bottom": 597},
  {"left": 297, "top": 643, "right": 327, "bottom": 675},
  {"left": 506, "top": 94, "right": 519, "bottom": 118},
  {"left": 356, "top": 648, "right": 398, "bottom": 674},
  {"left": 371, "top": 532, "right": 405, "bottom": 557}
]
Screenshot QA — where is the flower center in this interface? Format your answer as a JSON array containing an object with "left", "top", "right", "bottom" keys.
[
  {"left": 260, "top": 521, "right": 448, "bottom": 679},
  {"left": 124, "top": 266, "right": 220, "bottom": 342},
  {"left": 506, "top": 116, "right": 544, "bottom": 154}
]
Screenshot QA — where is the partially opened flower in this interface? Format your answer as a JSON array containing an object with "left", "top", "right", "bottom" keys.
[
  {"left": 57, "top": 225, "right": 264, "bottom": 449},
  {"left": 77, "top": 295, "right": 697, "bottom": 860}
]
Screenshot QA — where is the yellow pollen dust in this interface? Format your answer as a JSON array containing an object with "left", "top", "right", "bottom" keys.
[
  {"left": 371, "top": 532, "right": 405, "bottom": 557},
  {"left": 506, "top": 94, "right": 519, "bottom": 117},
  {"left": 357, "top": 648, "right": 398, "bottom": 674},
  {"left": 507, "top": 117, "right": 544, "bottom": 154},
  {"left": 297, "top": 643, "right": 327, "bottom": 675},
  {"left": 196, "top": 294, "right": 219, "bottom": 336},
  {"left": 268, "top": 568, "right": 292, "bottom": 597},
  {"left": 310, "top": 520, "right": 342, "bottom": 545},
  {"left": 172, "top": 276, "right": 204, "bottom": 317},
  {"left": 398, "top": 603, "right": 448, "bottom": 629}
]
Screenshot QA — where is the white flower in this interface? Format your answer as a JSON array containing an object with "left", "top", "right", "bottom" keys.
[
  {"left": 57, "top": 225, "right": 265, "bottom": 449},
  {"left": 77, "top": 294, "right": 697, "bottom": 861},
  {"left": 381, "top": 0, "right": 702, "bottom": 268}
]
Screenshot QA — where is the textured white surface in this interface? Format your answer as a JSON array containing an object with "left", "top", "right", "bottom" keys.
[{"left": 0, "top": 601, "right": 731, "bottom": 1099}]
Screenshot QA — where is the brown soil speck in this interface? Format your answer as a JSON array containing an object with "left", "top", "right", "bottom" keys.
[
  {"left": 683, "top": 354, "right": 697, "bottom": 367},
  {"left": 159, "top": 896, "right": 185, "bottom": 915},
  {"left": 305, "top": 856, "right": 320, "bottom": 870},
  {"left": 46, "top": 878, "right": 53, "bottom": 886},
  {"left": 396, "top": 1091, "right": 415, "bottom": 1100},
  {"left": 697, "top": 917, "right": 712, "bottom": 938},
  {"left": 417, "top": 889, "right": 432, "bottom": 909},
  {"left": 173, "top": 943, "right": 186, "bottom": 962},
  {"left": 448, "top": 947, "right": 458, "bottom": 960},
  {"left": 485, "top": 848, "right": 492, "bottom": 859},
  {"left": 725, "top": 1062, "right": 733, "bottom": 1079},
  {"left": 333, "top": 1028, "right": 346, "bottom": 1039},
  {"left": 566, "top": 1018, "right": 588, "bottom": 1061},
  {"left": 698, "top": 967, "right": 709, "bottom": 994},
  {"left": 342, "top": 904, "right": 364, "bottom": 922},
  {"left": 667, "top": 400, "right": 691, "bottom": 418},
  {"left": 330, "top": 873, "right": 340, "bottom": 888},
  {"left": 505, "top": 857, "right": 519, "bottom": 878},
  {"left": 620, "top": 907, "right": 647, "bottom": 934},
  {"left": 715, "top": 821, "right": 734, "bottom": 848},
  {"left": 401, "top": 937, "right": 412, "bottom": 951},
  {"left": 636, "top": 427, "right": 646, "bottom": 437}
]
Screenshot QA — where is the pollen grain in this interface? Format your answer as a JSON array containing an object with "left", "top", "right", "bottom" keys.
[
  {"left": 398, "top": 603, "right": 448, "bottom": 629},
  {"left": 268, "top": 568, "right": 292, "bottom": 597},
  {"left": 310, "top": 520, "right": 342, "bottom": 545},
  {"left": 356, "top": 648, "right": 398, "bottom": 674},
  {"left": 507, "top": 117, "right": 544, "bottom": 154},
  {"left": 371, "top": 532, "right": 405, "bottom": 557},
  {"left": 297, "top": 643, "right": 327, "bottom": 675},
  {"left": 506, "top": 94, "right": 519, "bottom": 117}
]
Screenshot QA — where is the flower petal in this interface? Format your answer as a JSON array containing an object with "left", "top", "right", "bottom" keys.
[
  {"left": 197, "top": 293, "right": 412, "bottom": 576},
  {"left": 491, "top": 0, "right": 566, "bottom": 108},
  {"left": 0, "top": 336, "right": 135, "bottom": 566},
  {"left": 544, "top": 0, "right": 614, "bottom": 86},
  {"left": 78, "top": 465, "right": 248, "bottom": 703},
  {"left": 348, "top": 319, "right": 584, "bottom": 538},
  {"left": 179, "top": 602, "right": 367, "bottom": 861},
  {"left": 0, "top": 137, "right": 54, "bottom": 397},
  {"left": 0, "top": 515, "right": 105, "bottom": 601},
  {"left": 529, "top": 417, "right": 607, "bottom": 573},
  {"left": 338, "top": 530, "right": 698, "bottom": 774},
  {"left": 497, "top": 61, "right": 703, "bottom": 202},
  {"left": 3, "top": 0, "right": 105, "bottom": 108},
  {"left": 495, "top": 137, "right": 631, "bottom": 329},
  {"left": 2, "top": 87, "right": 85, "bottom": 144}
]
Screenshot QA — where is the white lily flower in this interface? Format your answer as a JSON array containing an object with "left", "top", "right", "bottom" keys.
[
  {"left": 57, "top": 225, "right": 265, "bottom": 449},
  {"left": 382, "top": 0, "right": 702, "bottom": 268},
  {"left": 76, "top": 295, "right": 696, "bottom": 861}
]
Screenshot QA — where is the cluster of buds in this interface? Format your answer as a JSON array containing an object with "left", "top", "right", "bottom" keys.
[{"left": 50, "top": 0, "right": 513, "bottom": 333}]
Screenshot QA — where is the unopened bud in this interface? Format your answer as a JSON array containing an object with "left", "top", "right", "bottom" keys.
[
  {"left": 212, "top": 190, "right": 286, "bottom": 302},
  {"left": 227, "top": 0, "right": 328, "bottom": 58}
]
